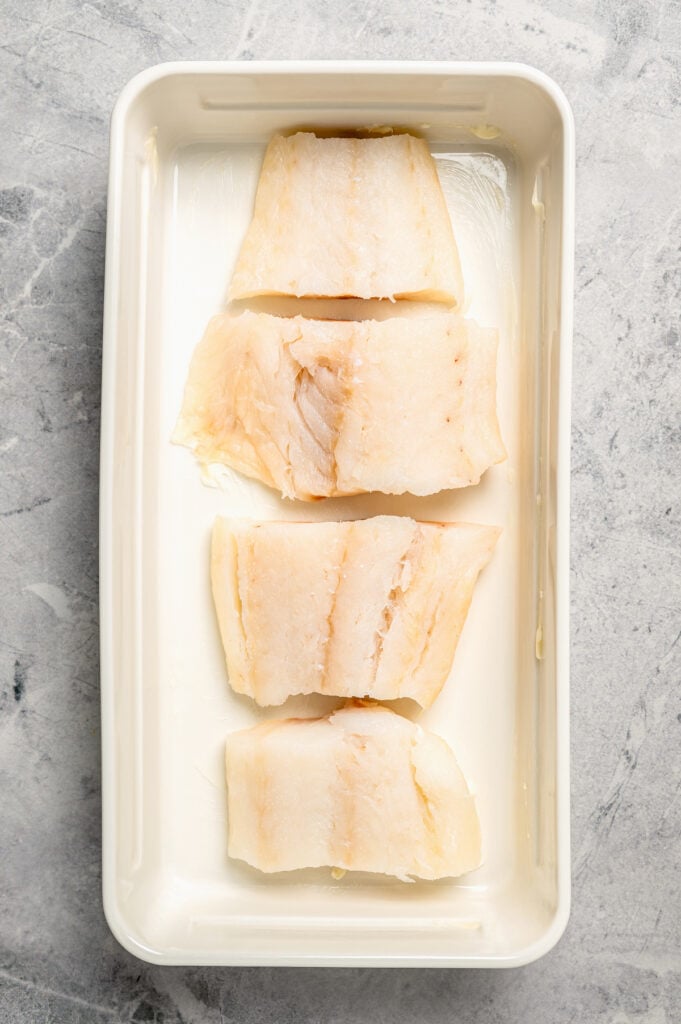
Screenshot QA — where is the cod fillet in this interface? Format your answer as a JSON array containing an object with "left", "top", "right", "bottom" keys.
[
  {"left": 212, "top": 515, "right": 499, "bottom": 707},
  {"left": 228, "top": 132, "right": 463, "bottom": 305},
  {"left": 225, "top": 701, "right": 482, "bottom": 880},
  {"left": 173, "top": 310, "right": 506, "bottom": 499}
]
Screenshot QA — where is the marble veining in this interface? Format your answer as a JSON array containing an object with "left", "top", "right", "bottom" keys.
[{"left": 1, "top": 1, "right": 680, "bottom": 1021}]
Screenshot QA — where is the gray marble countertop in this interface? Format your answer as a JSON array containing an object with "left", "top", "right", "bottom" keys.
[{"left": 2, "top": 1, "right": 680, "bottom": 1021}]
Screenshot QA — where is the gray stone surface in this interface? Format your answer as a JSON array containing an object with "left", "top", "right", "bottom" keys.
[{"left": 1, "top": 0, "right": 680, "bottom": 1020}]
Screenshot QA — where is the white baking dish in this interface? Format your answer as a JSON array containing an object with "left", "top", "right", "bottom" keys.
[{"left": 100, "top": 60, "right": 574, "bottom": 967}]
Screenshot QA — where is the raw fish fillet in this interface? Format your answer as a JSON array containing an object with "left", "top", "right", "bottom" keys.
[
  {"left": 228, "top": 132, "right": 464, "bottom": 305},
  {"left": 212, "top": 516, "right": 499, "bottom": 708},
  {"left": 173, "top": 310, "right": 505, "bottom": 500},
  {"left": 225, "top": 701, "right": 482, "bottom": 880}
]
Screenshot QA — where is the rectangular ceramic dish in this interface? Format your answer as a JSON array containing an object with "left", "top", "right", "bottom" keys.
[{"left": 100, "top": 60, "right": 574, "bottom": 967}]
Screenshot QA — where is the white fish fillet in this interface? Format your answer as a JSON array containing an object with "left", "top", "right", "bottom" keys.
[
  {"left": 228, "top": 132, "right": 464, "bottom": 305},
  {"left": 212, "top": 516, "right": 500, "bottom": 708},
  {"left": 225, "top": 701, "right": 482, "bottom": 880},
  {"left": 173, "top": 310, "right": 506, "bottom": 500}
]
